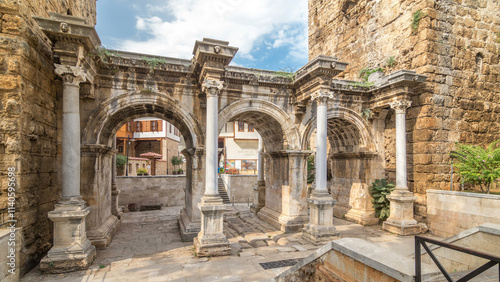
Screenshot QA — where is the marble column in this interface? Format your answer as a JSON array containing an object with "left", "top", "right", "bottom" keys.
[
  {"left": 194, "top": 79, "right": 231, "bottom": 257},
  {"left": 303, "top": 90, "right": 339, "bottom": 244},
  {"left": 383, "top": 100, "right": 421, "bottom": 235},
  {"left": 40, "top": 65, "right": 96, "bottom": 273},
  {"left": 111, "top": 139, "right": 122, "bottom": 219},
  {"left": 251, "top": 138, "right": 266, "bottom": 214}
]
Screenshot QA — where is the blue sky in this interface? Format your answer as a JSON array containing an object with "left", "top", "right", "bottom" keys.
[{"left": 95, "top": 0, "right": 309, "bottom": 71}]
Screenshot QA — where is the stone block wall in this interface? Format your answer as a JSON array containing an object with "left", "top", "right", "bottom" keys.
[
  {"left": 220, "top": 174, "right": 256, "bottom": 203},
  {"left": 0, "top": 0, "right": 96, "bottom": 275},
  {"left": 309, "top": 0, "right": 500, "bottom": 221},
  {"left": 117, "top": 176, "right": 186, "bottom": 208},
  {"left": 427, "top": 189, "right": 500, "bottom": 238}
]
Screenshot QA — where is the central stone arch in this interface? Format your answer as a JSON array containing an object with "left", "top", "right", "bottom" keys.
[
  {"left": 302, "top": 106, "right": 384, "bottom": 226},
  {"left": 80, "top": 91, "right": 206, "bottom": 246},
  {"left": 218, "top": 99, "right": 309, "bottom": 232}
]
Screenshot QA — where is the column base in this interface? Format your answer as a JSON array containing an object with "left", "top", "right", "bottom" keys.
[
  {"left": 40, "top": 200, "right": 96, "bottom": 274},
  {"left": 178, "top": 208, "right": 201, "bottom": 242},
  {"left": 345, "top": 209, "right": 380, "bottom": 226},
  {"left": 257, "top": 207, "right": 281, "bottom": 229},
  {"left": 250, "top": 180, "right": 265, "bottom": 214},
  {"left": 87, "top": 215, "right": 121, "bottom": 249},
  {"left": 382, "top": 220, "right": 422, "bottom": 236},
  {"left": 111, "top": 186, "right": 123, "bottom": 220},
  {"left": 278, "top": 213, "right": 309, "bottom": 233},
  {"left": 383, "top": 189, "right": 421, "bottom": 235},
  {"left": 302, "top": 192, "right": 339, "bottom": 245},
  {"left": 194, "top": 196, "right": 231, "bottom": 257}
]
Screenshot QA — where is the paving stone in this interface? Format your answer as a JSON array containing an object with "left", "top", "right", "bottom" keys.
[{"left": 277, "top": 237, "right": 290, "bottom": 246}]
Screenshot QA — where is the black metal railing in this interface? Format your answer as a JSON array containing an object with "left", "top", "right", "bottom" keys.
[{"left": 415, "top": 235, "right": 500, "bottom": 282}]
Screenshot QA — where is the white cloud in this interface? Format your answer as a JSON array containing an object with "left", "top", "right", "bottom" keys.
[{"left": 119, "top": 0, "right": 307, "bottom": 62}]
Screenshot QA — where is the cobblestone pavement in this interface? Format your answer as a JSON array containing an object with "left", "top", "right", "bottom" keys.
[{"left": 22, "top": 204, "right": 427, "bottom": 282}]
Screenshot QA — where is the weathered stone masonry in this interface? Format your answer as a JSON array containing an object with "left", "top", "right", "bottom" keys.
[
  {"left": 309, "top": 0, "right": 500, "bottom": 221},
  {"left": 0, "top": 0, "right": 96, "bottom": 274}
]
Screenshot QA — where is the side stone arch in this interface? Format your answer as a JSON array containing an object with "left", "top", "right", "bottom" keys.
[
  {"left": 301, "top": 106, "right": 376, "bottom": 152},
  {"left": 218, "top": 99, "right": 301, "bottom": 151},
  {"left": 301, "top": 106, "right": 383, "bottom": 226},
  {"left": 82, "top": 91, "right": 204, "bottom": 148},
  {"left": 80, "top": 91, "right": 206, "bottom": 246}
]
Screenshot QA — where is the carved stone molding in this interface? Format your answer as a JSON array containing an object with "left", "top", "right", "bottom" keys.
[
  {"left": 202, "top": 79, "right": 224, "bottom": 97},
  {"left": 390, "top": 100, "right": 412, "bottom": 114},
  {"left": 54, "top": 64, "right": 87, "bottom": 86},
  {"left": 311, "top": 90, "right": 335, "bottom": 105}
]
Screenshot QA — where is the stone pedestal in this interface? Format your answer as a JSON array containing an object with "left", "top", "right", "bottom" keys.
[
  {"left": 111, "top": 185, "right": 122, "bottom": 220},
  {"left": 383, "top": 190, "right": 421, "bottom": 235},
  {"left": 250, "top": 180, "right": 265, "bottom": 214},
  {"left": 302, "top": 192, "right": 339, "bottom": 245},
  {"left": 193, "top": 196, "right": 231, "bottom": 257},
  {"left": 40, "top": 201, "right": 96, "bottom": 273}
]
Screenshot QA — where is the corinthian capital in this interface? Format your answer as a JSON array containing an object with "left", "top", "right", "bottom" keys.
[
  {"left": 54, "top": 64, "right": 87, "bottom": 86},
  {"left": 311, "top": 90, "right": 335, "bottom": 105},
  {"left": 202, "top": 79, "right": 224, "bottom": 97},
  {"left": 390, "top": 100, "right": 412, "bottom": 114}
]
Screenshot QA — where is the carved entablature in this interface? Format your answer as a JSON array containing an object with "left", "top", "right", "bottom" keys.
[
  {"left": 33, "top": 13, "right": 100, "bottom": 83},
  {"left": 293, "top": 55, "right": 348, "bottom": 103},
  {"left": 223, "top": 67, "right": 294, "bottom": 90},
  {"left": 192, "top": 38, "right": 238, "bottom": 82}
]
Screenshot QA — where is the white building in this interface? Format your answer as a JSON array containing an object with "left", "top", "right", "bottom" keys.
[{"left": 219, "top": 121, "right": 262, "bottom": 174}]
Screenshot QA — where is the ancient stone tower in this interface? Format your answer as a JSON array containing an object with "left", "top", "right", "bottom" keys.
[{"left": 309, "top": 0, "right": 500, "bottom": 220}]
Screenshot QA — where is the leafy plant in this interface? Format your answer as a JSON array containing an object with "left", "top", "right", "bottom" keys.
[
  {"left": 369, "top": 179, "right": 395, "bottom": 221},
  {"left": 451, "top": 140, "right": 500, "bottom": 194},
  {"left": 137, "top": 167, "right": 148, "bottom": 175},
  {"left": 275, "top": 67, "right": 296, "bottom": 82},
  {"left": 359, "top": 67, "right": 384, "bottom": 82},
  {"left": 116, "top": 155, "right": 127, "bottom": 168},
  {"left": 411, "top": 10, "right": 426, "bottom": 34},
  {"left": 307, "top": 154, "right": 315, "bottom": 184},
  {"left": 88, "top": 46, "right": 121, "bottom": 61},
  {"left": 141, "top": 57, "right": 166, "bottom": 68},
  {"left": 360, "top": 109, "right": 373, "bottom": 120},
  {"left": 386, "top": 56, "right": 396, "bottom": 68},
  {"left": 171, "top": 156, "right": 184, "bottom": 171},
  {"left": 177, "top": 168, "right": 184, "bottom": 174},
  {"left": 349, "top": 81, "right": 374, "bottom": 90}
]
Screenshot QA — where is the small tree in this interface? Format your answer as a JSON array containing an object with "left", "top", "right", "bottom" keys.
[
  {"left": 116, "top": 155, "right": 127, "bottom": 176},
  {"left": 451, "top": 140, "right": 500, "bottom": 194},
  {"left": 171, "top": 156, "right": 184, "bottom": 171}
]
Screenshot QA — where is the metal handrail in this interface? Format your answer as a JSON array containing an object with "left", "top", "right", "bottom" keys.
[{"left": 415, "top": 235, "right": 500, "bottom": 282}]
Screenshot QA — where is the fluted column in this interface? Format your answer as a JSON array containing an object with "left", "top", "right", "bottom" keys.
[
  {"left": 194, "top": 79, "right": 231, "bottom": 257},
  {"left": 41, "top": 64, "right": 96, "bottom": 273},
  {"left": 303, "top": 90, "right": 339, "bottom": 244},
  {"left": 383, "top": 100, "right": 421, "bottom": 235}
]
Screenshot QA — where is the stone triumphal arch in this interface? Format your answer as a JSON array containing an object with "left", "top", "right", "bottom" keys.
[{"left": 32, "top": 14, "right": 427, "bottom": 272}]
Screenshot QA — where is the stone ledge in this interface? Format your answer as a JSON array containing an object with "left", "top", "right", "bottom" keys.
[
  {"left": 87, "top": 215, "right": 120, "bottom": 249},
  {"left": 40, "top": 245, "right": 96, "bottom": 274}
]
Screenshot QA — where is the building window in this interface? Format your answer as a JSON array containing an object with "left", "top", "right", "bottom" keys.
[
  {"left": 118, "top": 146, "right": 123, "bottom": 153},
  {"left": 248, "top": 124, "right": 254, "bottom": 132},
  {"left": 127, "top": 122, "right": 131, "bottom": 132},
  {"left": 151, "top": 121, "right": 158, "bottom": 131},
  {"left": 136, "top": 121, "right": 141, "bottom": 132},
  {"left": 238, "top": 121, "right": 245, "bottom": 132}
]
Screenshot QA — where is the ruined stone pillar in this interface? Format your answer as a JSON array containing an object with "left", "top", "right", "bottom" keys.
[
  {"left": 40, "top": 65, "right": 96, "bottom": 273},
  {"left": 251, "top": 138, "right": 266, "bottom": 214},
  {"left": 303, "top": 90, "right": 339, "bottom": 244},
  {"left": 383, "top": 100, "right": 421, "bottom": 235},
  {"left": 194, "top": 79, "right": 231, "bottom": 257},
  {"left": 111, "top": 139, "right": 122, "bottom": 220}
]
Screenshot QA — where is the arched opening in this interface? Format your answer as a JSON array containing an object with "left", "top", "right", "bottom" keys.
[
  {"left": 81, "top": 92, "right": 204, "bottom": 247},
  {"left": 218, "top": 99, "right": 307, "bottom": 232},
  {"left": 303, "top": 107, "right": 383, "bottom": 226}
]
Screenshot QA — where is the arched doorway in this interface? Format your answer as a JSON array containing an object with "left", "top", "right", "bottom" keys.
[
  {"left": 302, "top": 106, "right": 383, "bottom": 226},
  {"left": 81, "top": 91, "right": 205, "bottom": 246},
  {"left": 218, "top": 99, "right": 308, "bottom": 232}
]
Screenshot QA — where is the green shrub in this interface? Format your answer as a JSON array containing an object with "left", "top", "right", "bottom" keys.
[
  {"left": 369, "top": 179, "right": 395, "bottom": 221},
  {"left": 451, "top": 140, "right": 500, "bottom": 194},
  {"left": 116, "top": 155, "right": 127, "bottom": 168},
  {"left": 137, "top": 168, "right": 148, "bottom": 175}
]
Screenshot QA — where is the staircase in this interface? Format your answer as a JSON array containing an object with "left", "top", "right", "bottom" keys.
[{"left": 218, "top": 177, "right": 231, "bottom": 204}]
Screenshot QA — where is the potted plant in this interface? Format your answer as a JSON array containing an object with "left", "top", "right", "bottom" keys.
[
  {"left": 137, "top": 167, "right": 148, "bottom": 176},
  {"left": 177, "top": 168, "right": 183, "bottom": 175}
]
